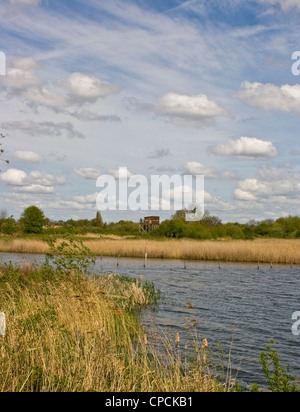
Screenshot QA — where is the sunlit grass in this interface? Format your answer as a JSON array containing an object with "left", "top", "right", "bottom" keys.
[
  {"left": 0, "top": 237, "right": 299, "bottom": 264},
  {"left": 0, "top": 264, "right": 221, "bottom": 392}
]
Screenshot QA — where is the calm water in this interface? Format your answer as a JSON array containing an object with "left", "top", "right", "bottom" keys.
[{"left": 1, "top": 252, "right": 300, "bottom": 387}]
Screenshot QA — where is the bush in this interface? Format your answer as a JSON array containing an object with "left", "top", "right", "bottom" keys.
[
  {"left": 1, "top": 217, "right": 18, "bottom": 235},
  {"left": 20, "top": 206, "right": 46, "bottom": 234}
]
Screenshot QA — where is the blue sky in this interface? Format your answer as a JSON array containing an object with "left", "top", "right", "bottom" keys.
[{"left": 0, "top": 0, "right": 300, "bottom": 223}]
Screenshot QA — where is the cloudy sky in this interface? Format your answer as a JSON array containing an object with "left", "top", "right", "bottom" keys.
[{"left": 0, "top": 0, "right": 300, "bottom": 223}]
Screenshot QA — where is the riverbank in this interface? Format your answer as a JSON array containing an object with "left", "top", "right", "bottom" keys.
[
  {"left": 0, "top": 237, "right": 300, "bottom": 264},
  {"left": 0, "top": 264, "right": 220, "bottom": 392}
]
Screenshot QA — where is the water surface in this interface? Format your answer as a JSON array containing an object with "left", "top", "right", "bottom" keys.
[{"left": 1, "top": 252, "right": 299, "bottom": 387}]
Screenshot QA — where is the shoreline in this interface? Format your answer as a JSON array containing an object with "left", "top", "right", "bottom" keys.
[{"left": 0, "top": 237, "right": 300, "bottom": 265}]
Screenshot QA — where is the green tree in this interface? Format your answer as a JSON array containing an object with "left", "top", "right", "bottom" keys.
[
  {"left": 20, "top": 206, "right": 46, "bottom": 234},
  {"left": 95, "top": 211, "right": 104, "bottom": 228},
  {"left": 1, "top": 216, "right": 18, "bottom": 235}
]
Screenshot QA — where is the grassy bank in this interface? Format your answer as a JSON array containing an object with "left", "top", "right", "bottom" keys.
[
  {"left": 0, "top": 264, "right": 222, "bottom": 392},
  {"left": 0, "top": 237, "right": 300, "bottom": 264}
]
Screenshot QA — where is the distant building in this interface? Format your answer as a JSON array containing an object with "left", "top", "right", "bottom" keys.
[{"left": 139, "top": 216, "right": 160, "bottom": 233}]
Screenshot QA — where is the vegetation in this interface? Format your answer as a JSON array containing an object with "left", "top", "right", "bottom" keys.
[
  {"left": 0, "top": 262, "right": 221, "bottom": 392},
  {"left": 2, "top": 205, "right": 300, "bottom": 241},
  {"left": 20, "top": 206, "right": 46, "bottom": 234},
  {"left": 1, "top": 205, "right": 300, "bottom": 263},
  {"left": 0, "top": 237, "right": 299, "bottom": 392},
  {"left": 250, "top": 340, "right": 300, "bottom": 392}
]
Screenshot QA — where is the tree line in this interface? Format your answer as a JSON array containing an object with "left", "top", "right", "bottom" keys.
[{"left": 1, "top": 205, "right": 300, "bottom": 240}]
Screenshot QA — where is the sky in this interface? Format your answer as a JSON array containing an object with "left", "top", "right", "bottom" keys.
[{"left": 0, "top": 0, "right": 300, "bottom": 223}]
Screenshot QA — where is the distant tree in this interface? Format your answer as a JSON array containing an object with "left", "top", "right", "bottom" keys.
[
  {"left": 0, "top": 134, "right": 9, "bottom": 171},
  {"left": 20, "top": 206, "right": 46, "bottom": 234},
  {"left": 95, "top": 211, "right": 104, "bottom": 228},
  {"left": 172, "top": 209, "right": 186, "bottom": 220},
  {"left": 1, "top": 216, "right": 18, "bottom": 235},
  {"left": 201, "top": 210, "right": 222, "bottom": 227}
]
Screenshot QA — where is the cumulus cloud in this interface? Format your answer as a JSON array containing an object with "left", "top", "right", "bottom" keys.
[
  {"left": 184, "top": 161, "right": 218, "bottom": 178},
  {"left": 0, "top": 168, "right": 67, "bottom": 193},
  {"left": 209, "top": 136, "right": 278, "bottom": 159},
  {"left": 50, "top": 193, "right": 98, "bottom": 211},
  {"left": 234, "top": 164, "right": 300, "bottom": 203},
  {"left": 236, "top": 81, "right": 300, "bottom": 114},
  {"left": 13, "top": 151, "right": 45, "bottom": 164},
  {"left": 1, "top": 57, "right": 41, "bottom": 90},
  {"left": 25, "top": 87, "right": 67, "bottom": 109},
  {"left": 74, "top": 168, "right": 100, "bottom": 180},
  {"left": 156, "top": 92, "right": 229, "bottom": 126},
  {"left": 68, "top": 73, "right": 121, "bottom": 102}
]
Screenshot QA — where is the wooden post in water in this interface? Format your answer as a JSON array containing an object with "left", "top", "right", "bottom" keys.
[{"left": 144, "top": 248, "right": 147, "bottom": 268}]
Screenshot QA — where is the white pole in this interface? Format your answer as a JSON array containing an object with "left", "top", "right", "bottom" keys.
[{"left": 0, "top": 312, "right": 6, "bottom": 336}]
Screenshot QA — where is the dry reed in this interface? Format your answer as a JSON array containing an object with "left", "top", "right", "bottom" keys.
[
  {"left": 1, "top": 237, "right": 299, "bottom": 264},
  {"left": 0, "top": 265, "right": 220, "bottom": 392}
]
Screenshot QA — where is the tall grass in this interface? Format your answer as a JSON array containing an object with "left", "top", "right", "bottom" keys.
[
  {"left": 0, "top": 237, "right": 299, "bottom": 264},
  {"left": 0, "top": 264, "right": 221, "bottom": 392}
]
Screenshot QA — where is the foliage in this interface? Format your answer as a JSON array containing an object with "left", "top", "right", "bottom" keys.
[
  {"left": 44, "top": 234, "right": 96, "bottom": 275},
  {"left": 251, "top": 340, "right": 300, "bottom": 392},
  {"left": 0, "top": 216, "right": 18, "bottom": 235},
  {"left": 20, "top": 206, "right": 46, "bottom": 234}
]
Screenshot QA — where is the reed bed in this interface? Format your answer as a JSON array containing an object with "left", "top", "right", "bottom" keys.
[
  {"left": 0, "top": 237, "right": 299, "bottom": 264},
  {"left": 0, "top": 265, "right": 221, "bottom": 392}
]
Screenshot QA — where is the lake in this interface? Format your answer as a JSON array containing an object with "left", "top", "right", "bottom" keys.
[{"left": 1, "top": 252, "right": 299, "bottom": 388}]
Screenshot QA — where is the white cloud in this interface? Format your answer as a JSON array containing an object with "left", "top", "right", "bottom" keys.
[
  {"left": 234, "top": 164, "right": 300, "bottom": 203},
  {"left": 236, "top": 81, "right": 300, "bottom": 114},
  {"left": 0, "top": 169, "right": 27, "bottom": 185},
  {"left": 11, "top": 57, "right": 40, "bottom": 70},
  {"left": 1, "top": 68, "right": 41, "bottom": 90},
  {"left": 184, "top": 161, "right": 218, "bottom": 178},
  {"left": 107, "top": 168, "right": 134, "bottom": 179},
  {"left": 156, "top": 92, "right": 228, "bottom": 126},
  {"left": 68, "top": 73, "right": 121, "bottom": 102},
  {"left": 25, "top": 87, "right": 67, "bottom": 109},
  {"left": 209, "top": 137, "right": 278, "bottom": 159},
  {"left": 13, "top": 151, "right": 44, "bottom": 164},
  {"left": 0, "top": 168, "right": 67, "bottom": 192},
  {"left": 74, "top": 168, "right": 100, "bottom": 180},
  {"left": 50, "top": 193, "right": 98, "bottom": 211}
]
